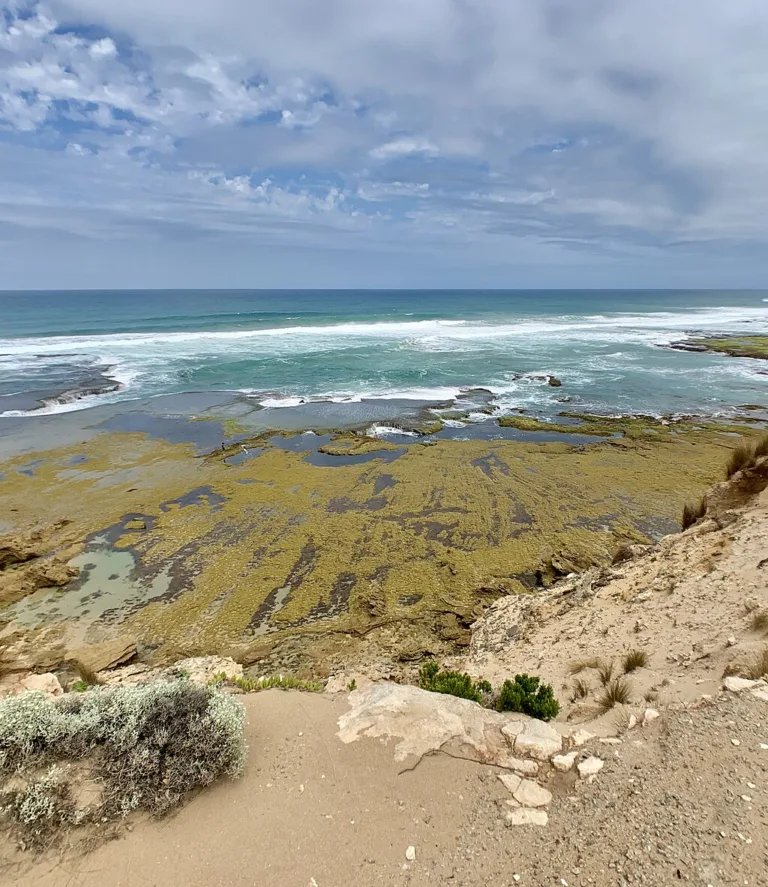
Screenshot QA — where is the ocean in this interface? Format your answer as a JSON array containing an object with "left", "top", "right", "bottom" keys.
[{"left": 1, "top": 289, "right": 766, "bottom": 420}]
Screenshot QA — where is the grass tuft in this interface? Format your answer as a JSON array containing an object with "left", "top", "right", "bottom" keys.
[
  {"left": 753, "top": 434, "right": 768, "bottom": 459},
  {"left": 597, "top": 660, "right": 615, "bottom": 686},
  {"left": 597, "top": 677, "right": 632, "bottom": 712},
  {"left": 749, "top": 610, "right": 768, "bottom": 633},
  {"left": 681, "top": 496, "right": 707, "bottom": 530},
  {"left": 568, "top": 657, "right": 604, "bottom": 675},
  {"left": 726, "top": 442, "right": 754, "bottom": 478},
  {"left": 744, "top": 647, "right": 768, "bottom": 680},
  {"left": 622, "top": 649, "right": 649, "bottom": 673},
  {"left": 572, "top": 678, "right": 590, "bottom": 700}
]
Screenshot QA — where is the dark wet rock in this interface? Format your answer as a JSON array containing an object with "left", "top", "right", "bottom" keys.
[{"left": 548, "top": 376, "right": 563, "bottom": 387}]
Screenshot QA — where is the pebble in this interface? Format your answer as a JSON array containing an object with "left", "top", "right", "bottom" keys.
[
  {"left": 513, "top": 779, "right": 553, "bottom": 808},
  {"left": 552, "top": 751, "right": 579, "bottom": 772},
  {"left": 577, "top": 756, "right": 604, "bottom": 778},
  {"left": 642, "top": 708, "right": 660, "bottom": 726},
  {"left": 731, "top": 739, "right": 741, "bottom": 746},
  {"left": 506, "top": 808, "right": 549, "bottom": 827},
  {"left": 405, "top": 846, "right": 416, "bottom": 861}
]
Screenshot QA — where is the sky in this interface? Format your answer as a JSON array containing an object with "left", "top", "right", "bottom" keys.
[{"left": 1, "top": 0, "right": 768, "bottom": 289}]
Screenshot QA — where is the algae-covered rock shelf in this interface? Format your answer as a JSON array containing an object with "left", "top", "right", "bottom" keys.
[{"left": 0, "top": 420, "right": 762, "bottom": 674}]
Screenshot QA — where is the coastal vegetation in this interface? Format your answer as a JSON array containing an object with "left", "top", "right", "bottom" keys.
[
  {"left": 418, "top": 662, "right": 559, "bottom": 720},
  {"left": 496, "top": 673, "right": 560, "bottom": 720},
  {"left": 418, "top": 661, "right": 492, "bottom": 702},
  {"left": 675, "top": 334, "right": 768, "bottom": 360},
  {"left": 0, "top": 681, "right": 246, "bottom": 848},
  {"left": 681, "top": 496, "right": 707, "bottom": 529},
  {"left": 725, "top": 432, "right": 768, "bottom": 478},
  {"left": 597, "top": 676, "right": 633, "bottom": 712}
]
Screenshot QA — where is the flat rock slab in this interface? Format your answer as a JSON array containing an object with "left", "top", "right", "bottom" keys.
[
  {"left": 506, "top": 808, "right": 549, "bottom": 827},
  {"left": 514, "top": 719, "right": 563, "bottom": 760},
  {"left": 577, "top": 756, "right": 604, "bottom": 778},
  {"left": 337, "top": 682, "right": 530, "bottom": 765},
  {"left": 67, "top": 637, "right": 137, "bottom": 673},
  {"left": 513, "top": 779, "right": 552, "bottom": 808}
]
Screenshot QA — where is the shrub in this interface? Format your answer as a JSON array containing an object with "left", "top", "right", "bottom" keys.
[
  {"left": 496, "top": 674, "right": 560, "bottom": 721},
  {"left": 726, "top": 442, "right": 754, "bottom": 478},
  {"left": 418, "top": 661, "right": 491, "bottom": 703},
  {"left": 681, "top": 497, "right": 706, "bottom": 530},
  {"left": 0, "top": 766, "right": 78, "bottom": 849},
  {"left": 622, "top": 649, "right": 648, "bottom": 673},
  {"left": 0, "top": 680, "right": 247, "bottom": 838},
  {"left": 597, "top": 677, "right": 632, "bottom": 712},
  {"left": 750, "top": 610, "right": 768, "bottom": 633}
]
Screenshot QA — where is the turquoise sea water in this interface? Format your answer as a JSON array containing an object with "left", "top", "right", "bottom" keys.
[{"left": 0, "top": 289, "right": 766, "bottom": 419}]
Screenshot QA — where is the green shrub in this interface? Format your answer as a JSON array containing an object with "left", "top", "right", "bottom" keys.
[
  {"left": 418, "top": 661, "right": 491, "bottom": 703},
  {"left": 0, "top": 680, "right": 246, "bottom": 835},
  {"left": 496, "top": 674, "right": 560, "bottom": 721}
]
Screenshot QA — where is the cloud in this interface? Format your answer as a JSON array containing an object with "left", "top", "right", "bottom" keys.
[
  {"left": 0, "top": 0, "right": 767, "bottom": 287},
  {"left": 369, "top": 138, "right": 439, "bottom": 160}
]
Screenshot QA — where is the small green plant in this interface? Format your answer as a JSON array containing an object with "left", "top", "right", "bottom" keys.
[
  {"left": 572, "top": 678, "right": 590, "bottom": 700},
  {"left": 210, "top": 673, "right": 323, "bottom": 693},
  {"left": 597, "top": 661, "right": 615, "bottom": 686},
  {"left": 750, "top": 610, "right": 768, "bottom": 632},
  {"left": 347, "top": 679, "right": 357, "bottom": 692},
  {"left": 418, "top": 661, "right": 492, "bottom": 703},
  {"left": 71, "top": 680, "right": 89, "bottom": 693},
  {"left": 597, "top": 677, "right": 632, "bottom": 712},
  {"left": 68, "top": 658, "right": 101, "bottom": 688},
  {"left": 681, "top": 497, "right": 706, "bottom": 530},
  {"left": 622, "top": 649, "right": 648, "bottom": 673},
  {"left": 496, "top": 674, "right": 560, "bottom": 721},
  {"left": 726, "top": 442, "right": 754, "bottom": 478}
]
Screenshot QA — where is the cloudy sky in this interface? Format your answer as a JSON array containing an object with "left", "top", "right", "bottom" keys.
[{"left": 1, "top": 0, "right": 767, "bottom": 289}]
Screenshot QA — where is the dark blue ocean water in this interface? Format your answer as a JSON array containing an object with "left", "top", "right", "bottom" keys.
[{"left": 1, "top": 289, "right": 766, "bottom": 418}]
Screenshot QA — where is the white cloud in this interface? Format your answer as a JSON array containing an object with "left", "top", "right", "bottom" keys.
[
  {"left": 0, "top": 0, "right": 767, "bottom": 286},
  {"left": 369, "top": 138, "right": 439, "bottom": 160}
]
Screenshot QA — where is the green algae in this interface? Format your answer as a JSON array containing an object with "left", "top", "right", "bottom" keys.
[
  {"left": 316, "top": 433, "right": 401, "bottom": 456},
  {"left": 1, "top": 423, "right": 763, "bottom": 671},
  {"left": 683, "top": 335, "right": 768, "bottom": 360}
]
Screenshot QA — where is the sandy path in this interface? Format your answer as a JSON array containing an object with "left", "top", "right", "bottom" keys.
[{"left": 3, "top": 690, "right": 500, "bottom": 887}]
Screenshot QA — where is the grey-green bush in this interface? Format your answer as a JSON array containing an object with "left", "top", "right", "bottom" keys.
[{"left": 0, "top": 680, "right": 247, "bottom": 837}]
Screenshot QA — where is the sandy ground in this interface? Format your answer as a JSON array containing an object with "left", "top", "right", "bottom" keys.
[{"left": 3, "top": 687, "right": 767, "bottom": 887}]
